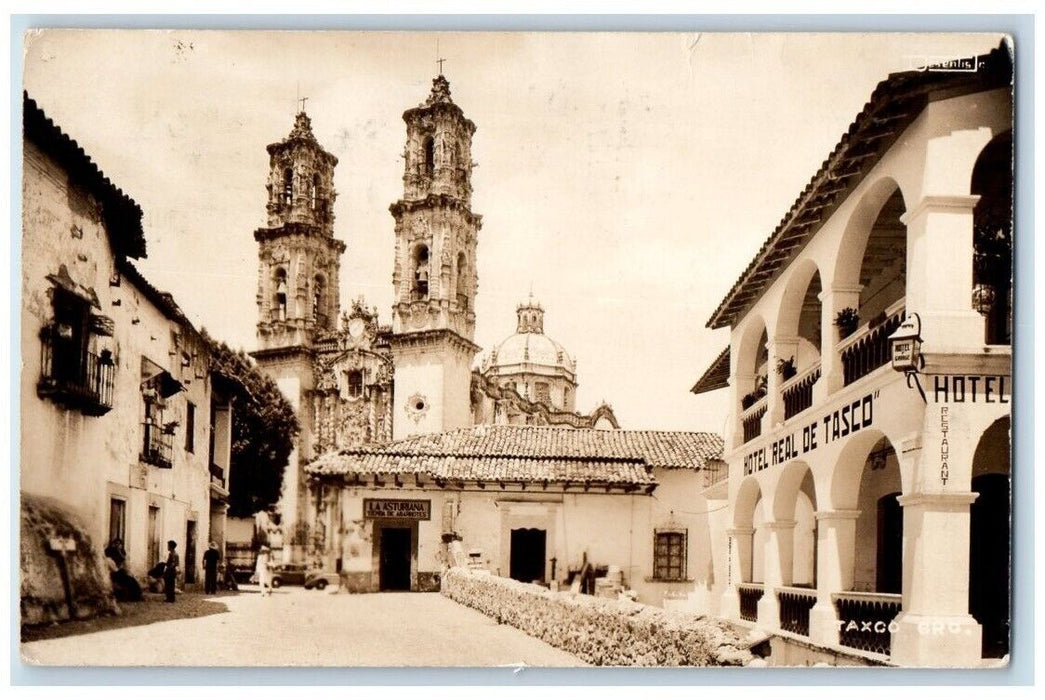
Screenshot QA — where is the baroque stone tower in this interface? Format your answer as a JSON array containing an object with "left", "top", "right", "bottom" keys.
[
  {"left": 255, "top": 111, "right": 345, "bottom": 349},
  {"left": 388, "top": 75, "right": 482, "bottom": 439},
  {"left": 252, "top": 110, "right": 345, "bottom": 559}
]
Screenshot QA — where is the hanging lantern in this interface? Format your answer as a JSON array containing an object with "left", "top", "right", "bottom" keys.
[{"left": 972, "top": 283, "right": 996, "bottom": 317}]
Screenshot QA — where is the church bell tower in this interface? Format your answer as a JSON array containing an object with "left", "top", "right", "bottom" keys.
[
  {"left": 389, "top": 74, "right": 482, "bottom": 439},
  {"left": 252, "top": 108, "right": 345, "bottom": 561},
  {"left": 255, "top": 110, "right": 345, "bottom": 350}
]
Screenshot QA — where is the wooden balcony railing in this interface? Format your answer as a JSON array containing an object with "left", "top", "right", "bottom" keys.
[
  {"left": 832, "top": 591, "right": 902, "bottom": 656},
  {"left": 741, "top": 399, "right": 767, "bottom": 444},
  {"left": 37, "top": 329, "right": 115, "bottom": 417},
  {"left": 782, "top": 363, "right": 821, "bottom": 421},
  {"left": 777, "top": 586, "right": 817, "bottom": 636},
  {"left": 738, "top": 583, "right": 764, "bottom": 623},
  {"left": 839, "top": 304, "right": 905, "bottom": 387}
]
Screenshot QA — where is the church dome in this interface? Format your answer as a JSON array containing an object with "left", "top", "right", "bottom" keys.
[{"left": 482, "top": 299, "right": 576, "bottom": 378}]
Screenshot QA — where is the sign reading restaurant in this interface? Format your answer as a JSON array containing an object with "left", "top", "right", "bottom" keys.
[{"left": 363, "top": 498, "right": 432, "bottom": 520}]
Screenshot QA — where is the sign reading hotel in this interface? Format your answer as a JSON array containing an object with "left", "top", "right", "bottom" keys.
[
  {"left": 363, "top": 498, "right": 432, "bottom": 520},
  {"left": 743, "top": 391, "right": 878, "bottom": 476},
  {"left": 931, "top": 375, "right": 1010, "bottom": 404}
]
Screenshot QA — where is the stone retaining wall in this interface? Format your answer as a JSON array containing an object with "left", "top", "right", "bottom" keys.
[{"left": 441, "top": 567, "right": 753, "bottom": 666}]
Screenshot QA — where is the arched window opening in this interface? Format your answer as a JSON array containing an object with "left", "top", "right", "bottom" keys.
[
  {"left": 857, "top": 188, "right": 907, "bottom": 325},
  {"left": 282, "top": 167, "right": 293, "bottom": 206},
  {"left": 852, "top": 437, "right": 902, "bottom": 594},
  {"left": 423, "top": 136, "right": 435, "bottom": 177},
  {"left": 972, "top": 132, "right": 1013, "bottom": 345},
  {"left": 312, "top": 275, "right": 326, "bottom": 328},
  {"left": 797, "top": 271, "right": 823, "bottom": 363},
  {"left": 310, "top": 174, "right": 320, "bottom": 211},
  {"left": 347, "top": 370, "right": 363, "bottom": 398},
  {"left": 412, "top": 245, "right": 430, "bottom": 300},
  {"left": 273, "top": 268, "right": 288, "bottom": 322}
]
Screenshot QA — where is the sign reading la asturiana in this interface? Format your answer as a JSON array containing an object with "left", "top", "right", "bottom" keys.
[
  {"left": 363, "top": 498, "right": 431, "bottom": 520},
  {"left": 743, "top": 390, "right": 879, "bottom": 476}
]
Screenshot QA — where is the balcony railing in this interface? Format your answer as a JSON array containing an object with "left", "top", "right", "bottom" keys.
[
  {"left": 782, "top": 363, "right": 821, "bottom": 421},
  {"left": 210, "top": 463, "right": 226, "bottom": 489},
  {"left": 777, "top": 586, "right": 817, "bottom": 636},
  {"left": 741, "top": 398, "right": 767, "bottom": 444},
  {"left": 141, "top": 427, "right": 173, "bottom": 469},
  {"left": 839, "top": 304, "right": 905, "bottom": 387},
  {"left": 833, "top": 591, "right": 902, "bottom": 656},
  {"left": 37, "top": 330, "right": 115, "bottom": 416},
  {"left": 738, "top": 583, "right": 764, "bottom": 622}
]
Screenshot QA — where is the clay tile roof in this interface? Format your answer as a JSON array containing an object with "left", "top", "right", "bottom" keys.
[
  {"left": 691, "top": 347, "right": 730, "bottom": 395},
  {"left": 706, "top": 42, "right": 1012, "bottom": 330},
  {"left": 23, "top": 92, "right": 146, "bottom": 260},
  {"left": 306, "top": 425, "right": 725, "bottom": 486}
]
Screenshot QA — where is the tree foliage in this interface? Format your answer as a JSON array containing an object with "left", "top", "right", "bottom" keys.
[{"left": 201, "top": 330, "right": 299, "bottom": 519}]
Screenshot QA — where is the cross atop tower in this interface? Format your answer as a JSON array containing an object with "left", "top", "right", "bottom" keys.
[
  {"left": 298, "top": 96, "right": 309, "bottom": 113},
  {"left": 437, "top": 57, "right": 446, "bottom": 75}
]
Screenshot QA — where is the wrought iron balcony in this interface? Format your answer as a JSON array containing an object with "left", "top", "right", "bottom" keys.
[
  {"left": 36, "top": 328, "right": 114, "bottom": 416},
  {"left": 740, "top": 398, "right": 767, "bottom": 444},
  {"left": 777, "top": 586, "right": 817, "bottom": 636},
  {"left": 782, "top": 363, "right": 821, "bottom": 421},
  {"left": 738, "top": 583, "right": 764, "bottom": 622},
  {"left": 833, "top": 591, "right": 902, "bottom": 657},
  {"left": 141, "top": 426, "right": 174, "bottom": 469},
  {"left": 839, "top": 303, "right": 906, "bottom": 387}
]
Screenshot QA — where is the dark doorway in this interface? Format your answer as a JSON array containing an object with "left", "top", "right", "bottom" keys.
[
  {"left": 184, "top": 520, "right": 197, "bottom": 584},
  {"left": 970, "top": 473, "right": 1010, "bottom": 658},
  {"left": 379, "top": 527, "right": 412, "bottom": 591},
  {"left": 876, "top": 493, "right": 903, "bottom": 594},
  {"left": 509, "top": 528, "right": 547, "bottom": 583}
]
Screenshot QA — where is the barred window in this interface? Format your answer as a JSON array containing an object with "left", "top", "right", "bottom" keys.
[{"left": 653, "top": 529, "right": 687, "bottom": 581}]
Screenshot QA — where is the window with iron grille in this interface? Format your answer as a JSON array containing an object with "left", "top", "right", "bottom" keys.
[
  {"left": 653, "top": 529, "right": 687, "bottom": 581},
  {"left": 185, "top": 401, "right": 195, "bottom": 453}
]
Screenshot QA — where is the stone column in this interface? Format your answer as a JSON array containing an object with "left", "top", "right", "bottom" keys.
[
  {"left": 808, "top": 509, "right": 860, "bottom": 647},
  {"left": 720, "top": 527, "right": 754, "bottom": 619},
  {"left": 902, "top": 194, "right": 985, "bottom": 351},
  {"left": 817, "top": 284, "right": 863, "bottom": 397},
  {"left": 767, "top": 336, "right": 800, "bottom": 427},
  {"left": 756, "top": 520, "right": 796, "bottom": 629},
  {"left": 890, "top": 492, "right": 982, "bottom": 666}
]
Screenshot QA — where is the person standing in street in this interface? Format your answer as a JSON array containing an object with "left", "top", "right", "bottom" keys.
[
  {"left": 164, "top": 540, "right": 180, "bottom": 603},
  {"left": 256, "top": 545, "right": 272, "bottom": 597},
  {"left": 202, "top": 541, "right": 221, "bottom": 595}
]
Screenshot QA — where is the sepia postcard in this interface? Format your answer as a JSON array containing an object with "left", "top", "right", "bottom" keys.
[{"left": 18, "top": 29, "right": 1014, "bottom": 669}]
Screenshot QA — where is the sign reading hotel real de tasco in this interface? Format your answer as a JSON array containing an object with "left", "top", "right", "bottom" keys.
[
  {"left": 363, "top": 498, "right": 432, "bottom": 520},
  {"left": 743, "top": 390, "right": 879, "bottom": 476}
]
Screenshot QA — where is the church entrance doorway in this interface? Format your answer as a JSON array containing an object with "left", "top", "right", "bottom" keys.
[
  {"left": 378, "top": 526, "right": 412, "bottom": 591},
  {"left": 509, "top": 528, "right": 546, "bottom": 584}
]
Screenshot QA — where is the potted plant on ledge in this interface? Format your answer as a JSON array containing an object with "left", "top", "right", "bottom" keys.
[
  {"left": 834, "top": 307, "right": 860, "bottom": 339},
  {"left": 777, "top": 356, "right": 798, "bottom": 381}
]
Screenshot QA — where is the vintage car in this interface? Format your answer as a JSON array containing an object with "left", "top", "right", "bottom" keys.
[{"left": 303, "top": 571, "right": 340, "bottom": 590}]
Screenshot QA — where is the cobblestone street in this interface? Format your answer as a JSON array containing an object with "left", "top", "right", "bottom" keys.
[{"left": 21, "top": 588, "right": 583, "bottom": 667}]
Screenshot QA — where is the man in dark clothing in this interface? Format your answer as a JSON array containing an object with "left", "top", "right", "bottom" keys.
[
  {"left": 202, "top": 541, "right": 221, "bottom": 594},
  {"left": 164, "top": 540, "right": 180, "bottom": 603}
]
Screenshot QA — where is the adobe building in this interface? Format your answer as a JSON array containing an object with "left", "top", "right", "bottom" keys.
[
  {"left": 690, "top": 44, "right": 1012, "bottom": 666},
  {"left": 305, "top": 425, "right": 724, "bottom": 607},
  {"left": 20, "top": 94, "right": 234, "bottom": 622}
]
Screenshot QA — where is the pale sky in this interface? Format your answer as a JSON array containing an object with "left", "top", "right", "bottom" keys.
[{"left": 22, "top": 31, "right": 1003, "bottom": 431}]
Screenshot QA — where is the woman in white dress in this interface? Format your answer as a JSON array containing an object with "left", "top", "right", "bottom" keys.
[{"left": 256, "top": 545, "right": 273, "bottom": 596}]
